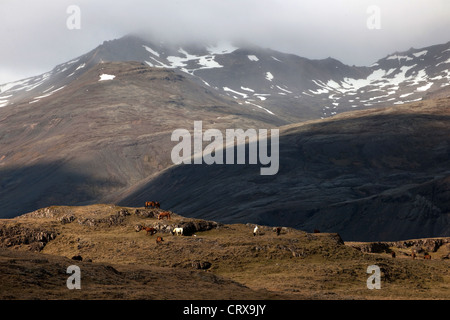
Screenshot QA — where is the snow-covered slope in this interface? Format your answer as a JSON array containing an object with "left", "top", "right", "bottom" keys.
[{"left": 1, "top": 35, "right": 449, "bottom": 122}]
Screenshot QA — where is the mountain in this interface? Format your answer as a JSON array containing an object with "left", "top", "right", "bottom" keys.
[
  {"left": 0, "top": 61, "right": 278, "bottom": 218},
  {"left": 118, "top": 97, "right": 450, "bottom": 241},
  {"left": 0, "top": 35, "right": 449, "bottom": 241},
  {"left": 2, "top": 35, "right": 450, "bottom": 122}
]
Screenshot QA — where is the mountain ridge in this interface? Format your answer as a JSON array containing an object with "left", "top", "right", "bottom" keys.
[{"left": 1, "top": 35, "right": 450, "bottom": 122}]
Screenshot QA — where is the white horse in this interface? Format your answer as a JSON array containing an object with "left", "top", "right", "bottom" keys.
[
  {"left": 172, "top": 227, "right": 183, "bottom": 236},
  {"left": 253, "top": 225, "right": 259, "bottom": 236}
]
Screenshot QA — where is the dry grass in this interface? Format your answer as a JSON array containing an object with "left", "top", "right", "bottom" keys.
[{"left": 1, "top": 204, "right": 449, "bottom": 300}]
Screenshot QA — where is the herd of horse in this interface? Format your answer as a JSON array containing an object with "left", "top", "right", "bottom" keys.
[
  {"left": 138, "top": 201, "right": 435, "bottom": 259},
  {"left": 392, "top": 250, "right": 432, "bottom": 259},
  {"left": 137, "top": 201, "right": 180, "bottom": 243}
]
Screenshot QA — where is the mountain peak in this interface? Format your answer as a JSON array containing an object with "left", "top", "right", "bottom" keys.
[{"left": 1, "top": 35, "right": 450, "bottom": 122}]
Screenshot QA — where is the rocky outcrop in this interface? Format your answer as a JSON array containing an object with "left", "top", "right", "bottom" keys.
[
  {"left": 179, "top": 220, "right": 222, "bottom": 236},
  {"left": 191, "top": 260, "right": 212, "bottom": 270},
  {"left": 392, "top": 238, "right": 450, "bottom": 253},
  {"left": 134, "top": 208, "right": 158, "bottom": 218},
  {"left": 348, "top": 242, "right": 391, "bottom": 253},
  {"left": 77, "top": 209, "right": 131, "bottom": 227},
  {"left": 348, "top": 237, "right": 450, "bottom": 254},
  {"left": 0, "top": 224, "right": 57, "bottom": 252}
]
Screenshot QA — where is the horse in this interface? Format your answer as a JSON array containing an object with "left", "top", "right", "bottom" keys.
[
  {"left": 172, "top": 227, "right": 183, "bottom": 236},
  {"left": 391, "top": 251, "right": 396, "bottom": 258},
  {"left": 156, "top": 236, "right": 164, "bottom": 244},
  {"left": 145, "top": 201, "right": 160, "bottom": 208},
  {"left": 313, "top": 229, "right": 320, "bottom": 233},
  {"left": 142, "top": 226, "right": 157, "bottom": 236},
  {"left": 253, "top": 225, "right": 259, "bottom": 236},
  {"left": 424, "top": 254, "right": 431, "bottom": 260},
  {"left": 158, "top": 211, "right": 171, "bottom": 220},
  {"left": 276, "top": 227, "right": 282, "bottom": 236},
  {"left": 145, "top": 201, "right": 155, "bottom": 208},
  {"left": 412, "top": 253, "right": 417, "bottom": 260}
]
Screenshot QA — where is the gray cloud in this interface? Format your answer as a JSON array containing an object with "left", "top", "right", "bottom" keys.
[{"left": 1, "top": 0, "right": 449, "bottom": 83}]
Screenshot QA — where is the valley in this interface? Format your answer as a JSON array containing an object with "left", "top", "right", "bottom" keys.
[{"left": 0, "top": 35, "right": 449, "bottom": 242}]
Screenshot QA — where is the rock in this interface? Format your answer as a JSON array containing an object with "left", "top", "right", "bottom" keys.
[
  {"left": 352, "top": 242, "right": 391, "bottom": 253},
  {"left": 180, "top": 220, "right": 221, "bottom": 236},
  {"left": 134, "top": 209, "right": 158, "bottom": 218},
  {"left": 71, "top": 255, "right": 83, "bottom": 261},
  {"left": 192, "top": 261, "right": 212, "bottom": 270},
  {"left": 77, "top": 211, "right": 129, "bottom": 227},
  {"left": 59, "top": 214, "right": 76, "bottom": 224},
  {"left": 0, "top": 224, "right": 57, "bottom": 252},
  {"left": 117, "top": 209, "right": 130, "bottom": 217},
  {"left": 392, "top": 238, "right": 449, "bottom": 253}
]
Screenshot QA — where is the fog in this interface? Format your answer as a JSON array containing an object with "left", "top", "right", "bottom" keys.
[{"left": 1, "top": 0, "right": 449, "bottom": 83}]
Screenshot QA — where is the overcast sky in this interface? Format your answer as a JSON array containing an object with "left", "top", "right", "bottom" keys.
[{"left": 1, "top": 0, "right": 449, "bottom": 84}]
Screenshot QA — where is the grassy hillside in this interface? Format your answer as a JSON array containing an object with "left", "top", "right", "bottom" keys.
[{"left": 0, "top": 204, "right": 449, "bottom": 300}]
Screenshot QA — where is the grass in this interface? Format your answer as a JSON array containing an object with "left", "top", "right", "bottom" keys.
[{"left": 1, "top": 204, "right": 449, "bottom": 300}]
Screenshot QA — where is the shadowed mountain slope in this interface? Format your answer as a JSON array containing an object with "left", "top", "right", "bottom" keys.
[
  {"left": 0, "top": 61, "right": 280, "bottom": 218},
  {"left": 119, "top": 98, "right": 450, "bottom": 241}
]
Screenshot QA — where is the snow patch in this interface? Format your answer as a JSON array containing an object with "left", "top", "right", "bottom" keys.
[
  {"left": 241, "top": 86, "right": 255, "bottom": 92},
  {"left": 206, "top": 41, "right": 238, "bottom": 55},
  {"left": 436, "top": 58, "right": 450, "bottom": 67},
  {"left": 166, "top": 47, "right": 224, "bottom": 74},
  {"left": 386, "top": 54, "right": 413, "bottom": 61},
  {"left": 75, "top": 63, "right": 86, "bottom": 71},
  {"left": 99, "top": 74, "right": 115, "bottom": 81},
  {"left": 265, "top": 72, "right": 274, "bottom": 81},
  {"left": 244, "top": 101, "right": 274, "bottom": 115},
  {"left": 413, "top": 50, "right": 427, "bottom": 58},
  {"left": 223, "top": 87, "right": 248, "bottom": 99},
  {"left": 143, "top": 45, "right": 160, "bottom": 57},
  {"left": 416, "top": 82, "right": 433, "bottom": 92},
  {"left": 247, "top": 55, "right": 259, "bottom": 62},
  {"left": 276, "top": 85, "right": 292, "bottom": 94}
]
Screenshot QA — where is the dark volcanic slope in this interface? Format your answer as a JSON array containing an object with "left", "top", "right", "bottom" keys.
[
  {"left": 119, "top": 98, "right": 450, "bottom": 241},
  {"left": 0, "top": 62, "right": 281, "bottom": 218}
]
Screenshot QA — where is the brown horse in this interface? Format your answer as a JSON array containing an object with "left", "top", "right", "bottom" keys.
[
  {"left": 142, "top": 226, "right": 157, "bottom": 236},
  {"left": 145, "top": 201, "right": 160, "bottom": 209},
  {"left": 313, "top": 229, "right": 320, "bottom": 233},
  {"left": 391, "top": 251, "right": 396, "bottom": 258},
  {"left": 145, "top": 201, "right": 153, "bottom": 208},
  {"left": 158, "top": 211, "right": 171, "bottom": 220},
  {"left": 412, "top": 253, "right": 417, "bottom": 259},
  {"left": 156, "top": 236, "right": 164, "bottom": 244},
  {"left": 424, "top": 254, "right": 431, "bottom": 260}
]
